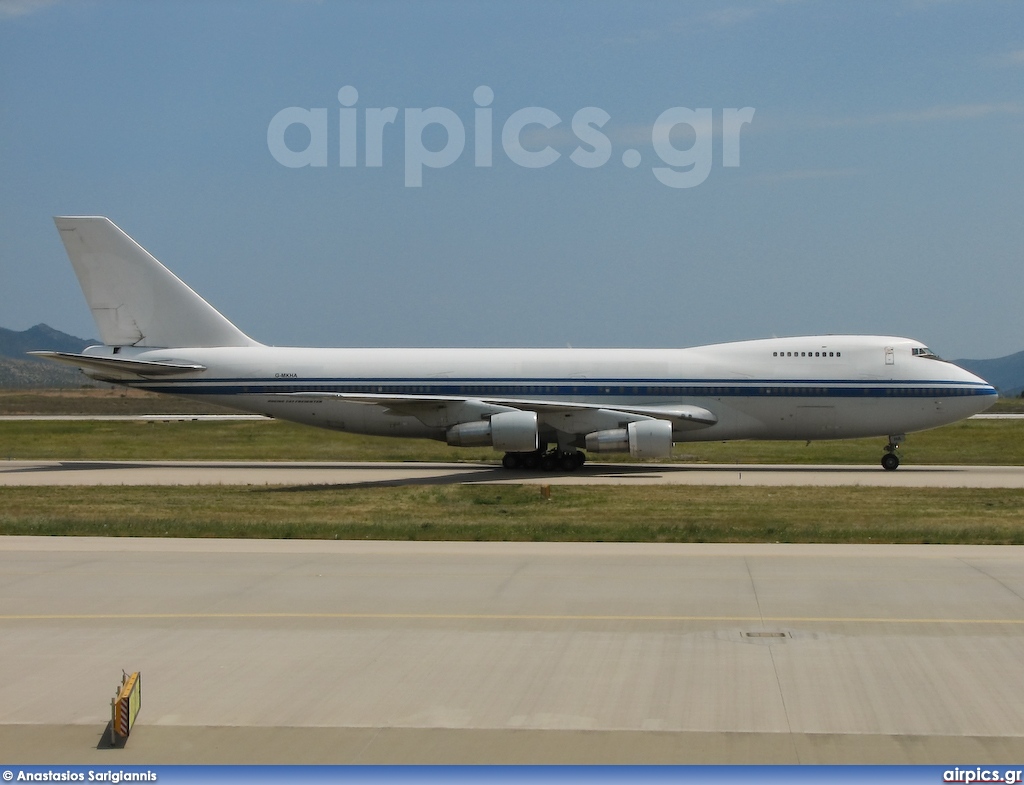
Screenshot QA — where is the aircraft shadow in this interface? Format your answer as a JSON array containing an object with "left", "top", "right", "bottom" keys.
[
  {"left": 261, "top": 462, "right": 678, "bottom": 492},
  {"left": 0, "top": 459, "right": 964, "bottom": 490},
  {"left": 258, "top": 461, "right": 959, "bottom": 492}
]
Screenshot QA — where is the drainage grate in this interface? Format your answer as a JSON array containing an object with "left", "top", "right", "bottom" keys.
[{"left": 744, "top": 631, "right": 789, "bottom": 638}]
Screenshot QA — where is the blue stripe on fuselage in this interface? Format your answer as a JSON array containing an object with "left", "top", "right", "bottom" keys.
[{"left": 123, "top": 378, "right": 997, "bottom": 399}]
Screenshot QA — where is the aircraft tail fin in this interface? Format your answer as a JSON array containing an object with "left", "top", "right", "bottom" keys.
[{"left": 53, "top": 216, "right": 260, "bottom": 348}]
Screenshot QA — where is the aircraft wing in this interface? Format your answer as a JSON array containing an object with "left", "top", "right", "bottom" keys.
[{"left": 271, "top": 391, "right": 717, "bottom": 433}]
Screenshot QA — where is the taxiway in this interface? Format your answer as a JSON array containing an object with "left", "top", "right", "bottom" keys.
[
  {"left": 2, "top": 459, "right": 1024, "bottom": 487},
  {"left": 1, "top": 537, "right": 1023, "bottom": 763}
]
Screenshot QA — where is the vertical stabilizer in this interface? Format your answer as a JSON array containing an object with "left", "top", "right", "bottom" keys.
[{"left": 53, "top": 216, "right": 260, "bottom": 348}]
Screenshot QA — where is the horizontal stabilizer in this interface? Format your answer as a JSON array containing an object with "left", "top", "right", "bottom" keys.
[{"left": 29, "top": 351, "right": 206, "bottom": 381}]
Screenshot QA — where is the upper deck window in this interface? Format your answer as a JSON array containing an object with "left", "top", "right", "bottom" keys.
[{"left": 773, "top": 349, "right": 841, "bottom": 358}]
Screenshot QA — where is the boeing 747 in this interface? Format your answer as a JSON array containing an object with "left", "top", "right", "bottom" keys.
[{"left": 33, "top": 216, "right": 997, "bottom": 471}]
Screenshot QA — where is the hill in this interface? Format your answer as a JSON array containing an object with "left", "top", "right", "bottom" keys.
[
  {"left": 0, "top": 323, "right": 96, "bottom": 357},
  {"left": 0, "top": 324, "right": 99, "bottom": 389}
]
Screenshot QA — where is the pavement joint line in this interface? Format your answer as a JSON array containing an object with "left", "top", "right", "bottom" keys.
[{"left": 2, "top": 611, "right": 1024, "bottom": 624}]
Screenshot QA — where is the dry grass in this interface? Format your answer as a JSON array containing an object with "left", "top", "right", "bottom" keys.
[
  {"left": 1, "top": 485, "right": 1022, "bottom": 544},
  {"left": 1, "top": 417, "right": 1022, "bottom": 466}
]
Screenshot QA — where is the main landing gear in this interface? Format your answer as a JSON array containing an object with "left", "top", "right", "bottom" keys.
[
  {"left": 881, "top": 434, "right": 903, "bottom": 471},
  {"left": 502, "top": 448, "right": 587, "bottom": 472}
]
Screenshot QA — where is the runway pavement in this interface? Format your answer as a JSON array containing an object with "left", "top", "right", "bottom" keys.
[
  {"left": 1, "top": 537, "right": 1023, "bottom": 764},
  {"left": 2, "top": 413, "right": 1019, "bottom": 420},
  {"left": 3, "top": 458, "right": 1024, "bottom": 487}
]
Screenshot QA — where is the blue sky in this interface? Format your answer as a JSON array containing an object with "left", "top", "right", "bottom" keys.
[{"left": 1, "top": 0, "right": 1022, "bottom": 358}]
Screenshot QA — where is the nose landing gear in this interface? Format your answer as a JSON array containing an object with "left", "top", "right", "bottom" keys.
[{"left": 881, "top": 435, "right": 903, "bottom": 471}]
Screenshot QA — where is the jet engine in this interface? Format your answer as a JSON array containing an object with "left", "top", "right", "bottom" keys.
[
  {"left": 584, "top": 419, "right": 673, "bottom": 458},
  {"left": 446, "top": 410, "right": 539, "bottom": 452}
]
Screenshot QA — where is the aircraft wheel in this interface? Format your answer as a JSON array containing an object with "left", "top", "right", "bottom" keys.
[
  {"left": 540, "top": 452, "right": 558, "bottom": 472},
  {"left": 502, "top": 453, "right": 521, "bottom": 470},
  {"left": 881, "top": 453, "right": 900, "bottom": 471},
  {"left": 520, "top": 451, "right": 540, "bottom": 470},
  {"left": 573, "top": 451, "right": 586, "bottom": 469},
  {"left": 558, "top": 452, "right": 580, "bottom": 472}
]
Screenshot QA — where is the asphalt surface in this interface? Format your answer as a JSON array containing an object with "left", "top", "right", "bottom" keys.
[
  {"left": 3, "top": 459, "right": 1024, "bottom": 487},
  {"left": 1, "top": 538, "right": 1023, "bottom": 764}
]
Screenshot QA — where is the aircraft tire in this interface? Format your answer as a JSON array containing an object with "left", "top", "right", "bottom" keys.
[
  {"left": 881, "top": 453, "right": 900, "bottom": 471},
  {"left": 558, "top": 452, "right": 579, "bottom": 472}
]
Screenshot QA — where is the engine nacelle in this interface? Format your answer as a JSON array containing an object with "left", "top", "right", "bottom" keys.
[
  {"left": 584, "top": 419, "right": 673, "bottom": 458},
  {"left": 446, "top": 410, "right": 539, "bottom": 452}
]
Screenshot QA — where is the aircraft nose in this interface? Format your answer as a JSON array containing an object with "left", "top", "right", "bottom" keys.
[
  {"left": 950, "top": 363, "right": 998, "bottom": 405},
  {"left": 963, "top": 366, "right": 995, "bottom": 391}
]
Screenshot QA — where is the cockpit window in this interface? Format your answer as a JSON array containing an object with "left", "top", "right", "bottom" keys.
[{"left": 911, "top": 347, "right": 942, "bottom": 360}]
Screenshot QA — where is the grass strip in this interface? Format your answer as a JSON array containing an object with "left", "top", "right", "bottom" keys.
[
  {"left": 1, "top": 418, "right": 1023, "bottom": 465},
  {"left": 1, "top": 485, "right": 1022, "bottom": 544},
  {"left": 0, "top": 388, "right": 236, "bottom": 415}
]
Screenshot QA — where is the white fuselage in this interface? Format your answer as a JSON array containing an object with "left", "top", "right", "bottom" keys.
[{"left": 85, "top": 334, "right": 995, "bottom": 444}]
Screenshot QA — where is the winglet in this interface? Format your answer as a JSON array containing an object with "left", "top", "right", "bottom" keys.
[{"left": 53, "top": 216, "right": 260, "bottom": 348}]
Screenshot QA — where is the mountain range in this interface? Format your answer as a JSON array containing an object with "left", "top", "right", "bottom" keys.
[{"left": 1, "top": 324, "right": 1022, "bottom": 396}]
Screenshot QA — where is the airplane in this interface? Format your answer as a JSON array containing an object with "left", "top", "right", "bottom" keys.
[{"left": 33, "top": 216, "right": 997, "bottom": 472}]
